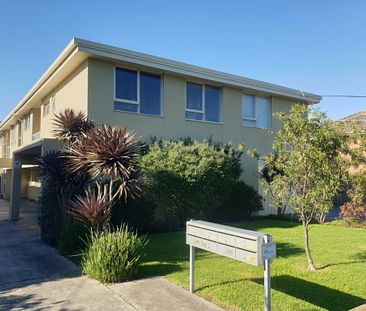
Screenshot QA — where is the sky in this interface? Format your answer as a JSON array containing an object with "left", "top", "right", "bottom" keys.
[{"left": 0, "top": 0, "right": 365, "bottom": 121}]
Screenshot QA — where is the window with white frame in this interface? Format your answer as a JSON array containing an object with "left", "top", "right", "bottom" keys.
[
  {"left": 10, "top": 127, "right": 16, "bottom": 146},
  {"left": 43, "top": 101, "right": 51, "bottom": 117},
  {"left": 114, "top": 67, "right": 162, "bottom": 116},
  {"left": 185, "top": 82, "right": 221, "bottom": 123},
  {"left": 242, "top": 95, "right": 271, "bottom": 129},
  {"left": 24, "top": 114, "right": 32, "bottom": 130}
]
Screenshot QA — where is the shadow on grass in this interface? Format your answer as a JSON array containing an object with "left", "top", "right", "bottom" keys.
[
  {"left": 319, "top": 252, "right": 366, "bottom": 269},
  {"left": 196, "top": 278, "right": 244, "bottom": 291},
  {"left": 137, "top": 262, "right": 183, "bottom": 279},
  {"left": 276, "top": 242, "right": 303, "bottom": 258},
  {"left": 235, "top": 218, "right": 301, "bottom": 231},
  {"left": 251, "top": 275, "right": 366, "bottom": 311}
]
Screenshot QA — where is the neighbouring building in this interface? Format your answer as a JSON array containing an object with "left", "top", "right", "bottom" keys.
[{"left": 0, "top": 38, "right": 321, "bottom": 220}]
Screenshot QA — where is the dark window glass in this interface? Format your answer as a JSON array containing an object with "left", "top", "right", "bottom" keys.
[
  {"left": 186, "top": 83, "right": 203, "bottom": 110},
  {"left": 114, "top": 101, "right": 138, "bottom": 112},
  {"left": 140, "top": 72, "right": 161, "bottom": 115},
  {"left": 115, "top": 68, "right": 137, "bottom": 101},
  {"left": 185, "top": 111, "right": 203, "bottom": 121},
  {"left": 205, "top": 86, "right": 221, "bottom": 122}
]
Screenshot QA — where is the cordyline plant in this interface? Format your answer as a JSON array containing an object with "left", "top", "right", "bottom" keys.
[
  {"left": 251, "top": 104, "right": 365, "bottom": 271},
  {"left": 51, "top": 109, "right": 141, "bottom": 229},
  {"left": 38, "top": 150, "right": 90, "bottom": 226}
]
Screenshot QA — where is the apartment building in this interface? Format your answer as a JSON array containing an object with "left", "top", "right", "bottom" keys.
[{"left": 0, "top": 38, "right": 321, "bottom": 220}]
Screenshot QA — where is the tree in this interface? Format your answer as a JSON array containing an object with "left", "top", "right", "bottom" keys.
[{"left": 262, "top": 104, "right": 361, "bottom": 270}]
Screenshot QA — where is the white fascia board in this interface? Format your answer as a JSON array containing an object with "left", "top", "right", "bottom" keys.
[{"left": 75, "top": 38, "right": 322, "bottom": 103}]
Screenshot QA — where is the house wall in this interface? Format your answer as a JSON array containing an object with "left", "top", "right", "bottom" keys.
[
  {"left": 87, "top": 58, "right": 297, "bottom": 189},
  {"left": 41, "top": 61, "right": 89, "bottom": 138}
]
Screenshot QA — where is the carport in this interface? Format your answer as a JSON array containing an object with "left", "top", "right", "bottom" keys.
[{"left": 8, "top": 138, "right": 63, "bottom": 221}]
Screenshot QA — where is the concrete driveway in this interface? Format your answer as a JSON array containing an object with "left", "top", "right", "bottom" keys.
[
  {"left": 0, "top": 200, "right": 223, "bottom": 311},
  {"left": 0, "top": 200, "right": 135, "bottom": 310}
]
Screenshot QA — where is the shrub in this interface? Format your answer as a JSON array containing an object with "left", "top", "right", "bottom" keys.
[
  {"left": 57, "top": 220, "right": 91, "bottom": 262},
  {"left": 340, "top": 203, "right": 365, "bottom": 225},
  {"left": 38, "top": 187, "right": 63, "bottom": 246},
  {"left": 81, "top": 225, "right": 147, "bottom": 283},
  {"left": 111, "top": 197, "right": 156, "bottom": 233},
  {"left": 140, "top": 139, "right": 243, "bottom": 226},
  {"left": 211, "top": 181, "right": 263, "bottom": 222}
]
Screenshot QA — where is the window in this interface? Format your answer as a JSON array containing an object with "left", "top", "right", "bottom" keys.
[
  {"left": 185, "top": 83, "right": 221, "bottom": 123},
  {"left": 242, "top": 95, "right": 271, "bottom": 129},
  {"left": 114, "top": 67, "right": 162, "bottom": 115},
  {"left": 24, "top": 114, "right": 32, "bottom": 130},
  {"left": 10, "top": 127, "right": 16, "bottom": 146},
  {"left": 43, "top": 97, "right": 55, "bottom": 117},
  {"left": 17, "top": 122, "right": 22, "bottom": 146},
  {"left": 43, "top": 102, "right": 51, "bottom": 116},
  {"left": 29, "top": 169, "right": 41, "bottom": 187}
]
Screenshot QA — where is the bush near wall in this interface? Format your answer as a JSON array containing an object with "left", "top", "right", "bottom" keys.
[{"left": 112, "top": 138, "right": 263, "bottom": 232}]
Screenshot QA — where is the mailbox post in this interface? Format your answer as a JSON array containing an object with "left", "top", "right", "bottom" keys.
[
  {"left": 263, "top": 234, "right": 272, "bottom": 311},
  {"left": 189, "top": 244, "right": 195, "bottom": 293},
  {"left": 187, "top": 220, "right": 276, "bottom": 311}
]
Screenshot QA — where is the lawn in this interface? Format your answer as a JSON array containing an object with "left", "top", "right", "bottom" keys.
[{"left": 138, "top": 219, "right": 366, "bottom": 311}]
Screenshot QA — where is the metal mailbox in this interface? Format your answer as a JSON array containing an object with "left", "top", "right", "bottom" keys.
[{"left": 186, "top": 220, "right": 276, "bottom": 311}]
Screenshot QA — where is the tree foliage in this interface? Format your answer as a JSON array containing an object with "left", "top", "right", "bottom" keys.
[{"left": 261, "top": 104, "right": 363, "bottom": 270}]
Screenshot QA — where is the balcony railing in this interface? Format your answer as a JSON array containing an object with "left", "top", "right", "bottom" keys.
[{"left": 32, "top": 131, "right": 41, "bottom": 141}]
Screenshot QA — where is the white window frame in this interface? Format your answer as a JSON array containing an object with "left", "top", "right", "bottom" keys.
[
  {"left": 185, "top": 82, "right": 222, "bottom": 124},
  {"left": 24, "top": 114, "right": 32, "bottom": 131},
  {"left": 43, "top": 101, "right": 51, "bottom": 117},
  {"left": 241, "top": 95, "right": 271, "bottom": 129},
  {"left": 114, "top": 66, "right": 163, "bottom": 116}
]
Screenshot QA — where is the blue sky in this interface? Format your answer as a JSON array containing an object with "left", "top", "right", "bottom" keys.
[{"left": 0, "top": 0, "right": 365, "bottom": 121}]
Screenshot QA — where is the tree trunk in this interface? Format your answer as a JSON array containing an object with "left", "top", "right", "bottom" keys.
[{"left": 303, "top": 221, "right": 317, "bottom": 271}]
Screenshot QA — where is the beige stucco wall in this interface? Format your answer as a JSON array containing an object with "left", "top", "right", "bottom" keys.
[
  {"left": 41, "top": 61, "right": 89, "bottom": 138},
  {"left": 87, "top": 58, "right": 297, "bottom": 189}
]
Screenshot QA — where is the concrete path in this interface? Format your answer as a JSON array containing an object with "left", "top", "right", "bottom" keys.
[{"left": 0, "top": 200, "right": 223, "bottom": 311}]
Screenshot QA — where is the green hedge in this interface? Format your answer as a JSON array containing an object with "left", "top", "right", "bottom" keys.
[{"left": 111, "top": 138, "right": 263, "bottom": 232}]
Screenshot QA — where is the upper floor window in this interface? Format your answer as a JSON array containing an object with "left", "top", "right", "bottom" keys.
[
  {"left": 242, "top": 95, "right": 271, "bottom": 129},
  {"left": 43, "top": 97, "right": 55, "bottom": 117},
  {"left": 43, "top": 101, "right": 51, "bottom": 117},
  {"left": 114, "top": 68, "right": 162, "bottom": 116},
  {"left": 24, "top": 114, "right": 32, "bottom": 130},
  {"left": 185, "top": 83, "right": 221, "bottom": 123}
]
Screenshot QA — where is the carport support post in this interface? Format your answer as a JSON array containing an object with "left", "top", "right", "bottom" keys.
[
  {"left": 264, "top": 234, "right": 272, "bottom": 311},
  {"left": 9, "top": 157, "right": 22, "bottom": 221},
  {"left": 189, "top": 245, "right": 195, "bottom": 293}
]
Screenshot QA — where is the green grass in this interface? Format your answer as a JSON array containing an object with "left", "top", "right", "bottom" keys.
[{"left": 138, "top": 219, "right": 366, "bottom": 311}]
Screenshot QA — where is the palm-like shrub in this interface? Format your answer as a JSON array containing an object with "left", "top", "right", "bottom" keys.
[
  {"left": 81, "top": 225, "right": 147, "bottom": 283},
  {"left": 53, "top": 108, "right": 95, "bottom": 141},
  {"left": 38, "top": 150, "right": 90, "bottom": 244},
  {"left": 65, "top": 124, "right": 141, "bottom": 203},
  {"left": 69, "top": 187, "right": 111, "bottom": 230}
]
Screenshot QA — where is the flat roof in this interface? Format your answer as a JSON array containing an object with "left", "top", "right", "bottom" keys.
[{"left": 0, "top": 38, "right": 322, "bottom": 131}]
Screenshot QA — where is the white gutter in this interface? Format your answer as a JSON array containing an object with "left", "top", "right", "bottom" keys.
[
  {"left": 75, "top": 38, "right": 322, "bottom": 103},
  {"left": 1, "top": 37, "right": 322, "bottom": 131}
]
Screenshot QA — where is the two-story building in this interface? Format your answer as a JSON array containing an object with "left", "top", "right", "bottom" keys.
[{"left": 0, "top": 38, "right": 321, "bottom": 220}]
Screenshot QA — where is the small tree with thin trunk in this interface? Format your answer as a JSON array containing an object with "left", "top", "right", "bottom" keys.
[{"left": 264, "top": 104, "right": 361, "bottom": 270}]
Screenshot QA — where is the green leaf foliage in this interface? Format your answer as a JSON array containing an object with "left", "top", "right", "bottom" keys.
[
  {"left": 82, "top": 225, "right": 148, "bottom": 283},
  {"left": 139, "top": 138, "right": 261, "bottom": 227}
]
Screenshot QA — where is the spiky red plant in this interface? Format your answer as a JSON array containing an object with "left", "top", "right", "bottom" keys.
[
  {"left": 65, "top": 124, "right": 141, "bottom": 201},
  {"left": 53, "top": 108, "right": 95, "bottom": 141},
  {"left": 69, "top": 187, "right": 111, "bottom": 230}
]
